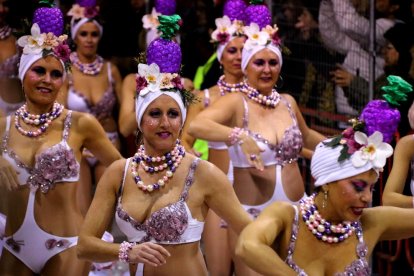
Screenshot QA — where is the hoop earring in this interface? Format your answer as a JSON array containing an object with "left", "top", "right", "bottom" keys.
[{"left": 322, "top": 190, "right": 328, "bottom": 209}]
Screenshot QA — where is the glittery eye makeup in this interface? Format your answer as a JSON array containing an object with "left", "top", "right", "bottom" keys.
[{"left": 351, "top": 180, "right": 374, "bottom": 193}]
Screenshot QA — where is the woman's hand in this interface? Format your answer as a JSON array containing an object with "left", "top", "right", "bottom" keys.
[
  {"left": 239, "top": 132, "right": 265, "bottom": 171},
  {"left": 331, "top": 64, "right": 354, "bottom": 87},
  {"left": 129, "top": 242, "right": 171, "bottom": 266},
  {"left": 0, "top": 156, "right": 20, "bottom": 190}
]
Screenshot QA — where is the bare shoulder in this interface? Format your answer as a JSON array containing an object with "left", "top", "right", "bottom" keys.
[
  {"left": 280, "top": 93, "right": 297, "bottom": 106},
  {"left": 260, "top": 201, "right": 296, "bottom": 221},
  {"left": 123, "top": 73, "right": 136, "bottom": 84}
]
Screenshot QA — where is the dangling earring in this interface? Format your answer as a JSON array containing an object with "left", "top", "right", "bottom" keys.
[
  {"left": 322, "top": 190, "right": 328, "bottom": 209},
  {"left": 219, "top": 63, "right": 223, "bottom": 71},
  {"left": 275, "top": 75, "right": 284, "bottom": 90},
  {"left": 135, "top": 129, "right": 142, "bottom": 147}
]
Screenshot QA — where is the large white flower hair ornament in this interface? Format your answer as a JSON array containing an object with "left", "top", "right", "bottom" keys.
[
  {"left": 136, "top": 63, "right": 183, "bottom": 97},
  {"left": 137, "top": 63, "right": 161, "bottom": 96},
  {"left": 17, "top": 24, "right": 45, "bottom": 54},
  {"left": 351, "top": 131, "right": 393, "bottom": 171},
  {"left": 211, "top": 15, "right": 238, "bottom": 45},
  {"left": 243, "top": 22, "right": 270, "bottom": 51},
  {"left": 142, "top": 8, "right": 161, "bottom": 30}
]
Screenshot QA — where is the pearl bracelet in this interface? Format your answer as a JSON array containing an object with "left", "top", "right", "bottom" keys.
[
  {"left": 119, "top": 241, "right": 133, "bottom": 263},
  {"left": 229, "top": 127, "right": 247, "bottom": 145}
]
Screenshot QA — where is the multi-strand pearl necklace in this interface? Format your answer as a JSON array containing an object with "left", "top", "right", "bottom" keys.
[
  {"left": 299, "top": 194, "right": 360, "bottom": 243},
  {"left": 70, "top": 52, "right": 104, "bottom": 76},
  {"left": 0, "top": 25, "right": 12, "bottom": 40},
  {"left": 131, "top": 140, "right": 186, "bottom": 192},
  {"left": 217, "top": 75, "right": 244, "bottom": 96},
  {"left": 241, "top": 83, "right": 281, "bottom": 108},
  {"left": 14, "top": 102, "right": 64, "bottom": 137}
]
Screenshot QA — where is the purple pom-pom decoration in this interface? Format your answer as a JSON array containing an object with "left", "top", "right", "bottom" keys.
[
  {"left": 147, "top": 38, "right": 182, "bottom": 73},
  {"left": 76, "top": 0, "right": 97, "bottom": 8},
  {"left": 223, "top": 0, "right": 247, "bottom": 22},
  {"left": 360, "top": 99, "right": 400, "bottom": 143},
  {"left": 155, "top": 0, "right": 176, "bottom": 15}
]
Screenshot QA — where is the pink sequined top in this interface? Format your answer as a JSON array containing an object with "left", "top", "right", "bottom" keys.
[
  {"left": 0, "top": 111, "right": 80, "bottom": 193},
  {"left": 228, "top": 96, "right": 303, "bottom": 167},
  {"left": 285, "top": 206, "right": 370, "bottom": 275},
  {"left": 67, "top": 63, "right": 117, "bottom": 121},
  {"left": 0, "top": 52, "right": 19, "bottom": 79},
  {"left": 115, "top": 158, "right": 205, "bottom": 244}
]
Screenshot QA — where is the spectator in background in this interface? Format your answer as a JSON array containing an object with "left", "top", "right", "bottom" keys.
[
  {"left": 281, "top": 0, "right": 344, "bottom": 128},
  {"left": 320, "top": 0, "right": 404, "bottom": 122},
  {"left": 337, "top": 23, "right": 414, "bottom": 138}
]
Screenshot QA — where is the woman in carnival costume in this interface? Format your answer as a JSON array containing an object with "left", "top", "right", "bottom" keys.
[
  {"left": 0, "top": 0, "right": 24, "bottom": 117},
  {"left": 77, "top": 15, "right": 251, "bottom": 276},
  {"left": 61, "top": 0, "right": 123, "bottom": 216},
  {"left": 236, "top": 76, "right": 414, "bottom": 275},
  {"left": 0, "top": 3, "right": 121, "bottom": 274},
  {"left": 181, "top": 0, "right": 247, "bottom": 274},
  {"left": 119, "top": 0, "right": 193, "bottom": 144},
  {"left": 188, "top": 1, "right": 325, "bottom": 275}
]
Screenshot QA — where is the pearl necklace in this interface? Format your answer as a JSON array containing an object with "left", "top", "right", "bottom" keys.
[
  {"left": 131, "top": 140, "right": 186, "bottom": 192},
  {"left": 0, "top": 25, "right": 12, "bottom": 40},
  {"left": 217, "top": 75, "right": 244, "bottom": 96},
  {"left": 241, "top": 83, "right": 281, "bottom": 108},
  {"left": 299, "top": 194, "right": 360, "bottom": 243},
  {"left": 14, "top": 102, "right": 64, "bottom": 137},
  {"left": 70, "top": 52, "right": 104, "bottom": 76}
]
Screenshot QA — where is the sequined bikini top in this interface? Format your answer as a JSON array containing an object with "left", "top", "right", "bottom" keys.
[
  {"left": 285, "top": 206, "right": 370, "bottom": 275},
  {"left": 0, "top": 51, "right": 19, "bottom": 79},
  {"left": 0, "top": 111, "right": 80, "bottom": 193},
  {"left": 228, "top": 95, "right": 303, "bottom": 168},
  {"left": 115, "top": 158, "right": 205, "bottom": 244},
  {"left": 67, "top": 63, "right": 116, "bottom": 121}
]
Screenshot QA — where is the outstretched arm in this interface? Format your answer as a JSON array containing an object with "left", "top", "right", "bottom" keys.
[
  {"left": 382, "top": 135, "right": 414, "bottom": 208},
  {"left": 236, "top": 202, "right": 297, "bottom": 276},
  {"left": 198, "top": 160, "right": 252, "bottom": 234},
  {"left": 119, "top": 74, "right": 139, "bottom": 138}
]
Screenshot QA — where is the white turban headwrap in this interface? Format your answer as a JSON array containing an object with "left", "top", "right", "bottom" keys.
[
  {"left": 311, "top": 140, "right": 377, "bottom": 187},
  {"left": 70, "top": 18, "right": 103, "bottom": 40},
  {"left": 19, "top": 52, "right": 66, "bottom": 82},
  {"left": 241, "top": 43, "right": 282, "bottom": 73},
  {"left": 135, "top": 90, "right": 187, "bottom": 131}
]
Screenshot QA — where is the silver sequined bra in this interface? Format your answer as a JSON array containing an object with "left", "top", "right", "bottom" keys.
[
  {"left": 228, "top": 96, "right": 303, "bottom": 168},
  {"left": 115, "top": 158, "right": 205, "bottom": 245},
  {"left": 285, "top": 206, "right": 370, "bottom": 276},
  {"left": 0, "top": 111, "right": 80, "bottom": 193}
]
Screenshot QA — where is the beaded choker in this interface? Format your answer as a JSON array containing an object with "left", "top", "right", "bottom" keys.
[
  {"left": 241, "top": 83, "right": 281, "bottom": 108},
  {"left": 131, "top": 140, "right": 186, "bottom": 192},
  {"left": 217, "top": 75, "right": 244, "bottom": 96},
  {"left": 70, "top": 52, "right": 104, "bottom": 76},
  {"left": 14, "top": 102, "right": 64, "bottom": 137},
  {"left": 299, "top": 194, "right": 361, "bottom": 243},
  {"left": 0, "top": 25, "right": 12, "bottom": 40}
]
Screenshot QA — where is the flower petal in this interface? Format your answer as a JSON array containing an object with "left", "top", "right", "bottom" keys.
[
  {"left": 351, "top": 150, "right": 367, "bottom": 167},
  {"left": 367, "top": 131, "right": 383, "bottom": 146},
  {"left": 138, "top": 64, "right": 150, "bottom": 76},
  {"left": 354, "top": 131, "right": 368, "bottom": 145}
]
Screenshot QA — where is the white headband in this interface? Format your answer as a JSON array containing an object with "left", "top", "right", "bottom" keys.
[
  {"left": 70, "top": 17, "right": 103, "bottom": 40},
  {"left": 19, "top": 52, "right": 66, "bottom": 82},
  {"left": 241, "top": 43, "right": 282, "bottom": 73},
  {"left": 311, "top": 140, "right": 378, "bottom": 187},
  {"left": 135, "top": 90, "right": 187, "bottom": 131}
]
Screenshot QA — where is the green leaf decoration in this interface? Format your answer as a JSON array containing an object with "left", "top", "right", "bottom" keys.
[
  {"left": 39, "top": 0, "right": 55, "bottom": 7},
  {"left": 323, "top": 135, "right": 343, "bottom": 148},
  {"left": 250, "top": 0, "right": 264, "bottom": 4},
  {"left": 157, "top": 14, "right": 181, "bottom": 40},
  {"left": 338, "top": 145, "right": 351, "bottom": 162},
  {"left": 381, "top": 75, "right": 413, "bottom": 106}
]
